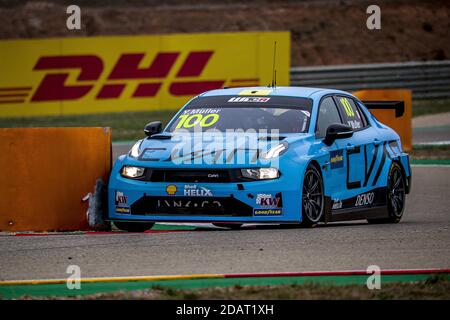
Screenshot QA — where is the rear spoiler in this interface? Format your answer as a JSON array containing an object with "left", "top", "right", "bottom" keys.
[{"left": 362, "top": 100, "right": 405, "bottom": 118}]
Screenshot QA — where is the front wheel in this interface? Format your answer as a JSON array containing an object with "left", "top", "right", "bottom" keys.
[
  {"left": 114, "top": 221, "right": 155, "bottom": 232},
  {"left": 368, "top": 162, "right": 406, "bottom": 224},
  {"left": 300, "top": 164, "right": 324, "bottom": 227}
]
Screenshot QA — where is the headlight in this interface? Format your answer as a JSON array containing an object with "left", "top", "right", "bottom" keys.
[
  {"left": 121, "top": 166, "right": 145, "bottom": 179},
  {"left": 129, "top": 140, "right": 143, "bottom": 158},
  {"left": 241, "top": 168, "right": 279, "bottom": 180},
  {"left": 261, "top": 142, "right": 288, "bottom": 159}
]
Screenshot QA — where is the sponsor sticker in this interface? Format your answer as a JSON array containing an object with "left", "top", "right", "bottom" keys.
[
  {"left": 330, "top": 150, "right": 344, "bottom": 169},
  {"left": 355, "top": 192, "right": 375, "bottom": 207},
  {"left": 115, "top": 191, "right": 128, "bottom": 205},
  {"left": 227, "top": 97, "right": 270, "bottom": 103},
  {"left": 115, "top": 191, "right": 130, "bottom": 214},
  {"left": 182, "top": 108, "right": 221, "bottom": 115},
  {"left": 183, "top": 185, "right": 213, "bottom": 196},
  {"left": 166, "top": 185, "right": 177, "bottom": 195},
  {"left": 115, "top": 207, "right": 130, "bottom": 214},
  {"left": 332, "top": 199, "right": 342, "bottom": 210},
  {"left": 254, "top": 209, "right": 282, "bottom": 216},
  {"left": 255, "top": 193, "right": 282, "bottom": 207}
]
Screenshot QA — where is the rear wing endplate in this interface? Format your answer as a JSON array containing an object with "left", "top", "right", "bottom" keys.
[{"left": 362, "top": 100, "right": 405, "bottom": 118}]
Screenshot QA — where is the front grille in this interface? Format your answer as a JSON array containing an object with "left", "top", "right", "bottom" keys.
[
  {"left": 150, "top": 169, "right": 231, "bottom": 183},
  {"left": 130, "top": 196, "right": 253, "bottom": 216}
]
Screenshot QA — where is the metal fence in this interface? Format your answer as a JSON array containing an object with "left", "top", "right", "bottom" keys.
[{"left": 290, "top": 61, "right": 450, "bottom": 100}]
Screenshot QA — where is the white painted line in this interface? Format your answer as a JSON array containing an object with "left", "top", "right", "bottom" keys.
[
  {"left": 414, "top": 141, "right": 450, "bottom": 146},
  {"left": 411, "top": 164, "right": 450, "bottom": 168}
]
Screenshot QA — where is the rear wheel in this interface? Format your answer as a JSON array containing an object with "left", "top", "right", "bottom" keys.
[
  {"left": 368, "top": 162, "right": 406, "bottom": 224},
  {"left": 114, "top": 221, "right": 155, "bottom": 232},
  {"left": 213, "top": 223, "right": 242, "bottom": 230},
  {"left": 300, "top": 164, "right": 324, "bottom": 227}
]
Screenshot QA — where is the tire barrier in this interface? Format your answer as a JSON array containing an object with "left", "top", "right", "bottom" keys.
[{"left": 0, "top": 127, "right": 111, "bottom": 231}]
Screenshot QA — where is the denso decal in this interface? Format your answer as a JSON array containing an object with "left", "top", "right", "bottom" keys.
[{"left": 355, "top": 192, "right": 375, "bottom": 207}]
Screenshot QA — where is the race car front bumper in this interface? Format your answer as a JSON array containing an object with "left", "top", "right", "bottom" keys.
[{"left": 107, "top": 168, "right": 304, "bottom": 223}]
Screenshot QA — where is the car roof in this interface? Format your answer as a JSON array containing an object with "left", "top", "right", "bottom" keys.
[{"left": 199, "top": 86, "right": 352, "bottom": 100}]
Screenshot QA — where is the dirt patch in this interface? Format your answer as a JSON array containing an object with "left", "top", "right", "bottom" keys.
[{"left": 0, "top": 0, "right": 449, "bottom": 66}]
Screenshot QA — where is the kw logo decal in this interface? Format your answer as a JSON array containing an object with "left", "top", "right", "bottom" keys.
[{"left": 0, "top": 51, "right": 261, "bottom": 104}]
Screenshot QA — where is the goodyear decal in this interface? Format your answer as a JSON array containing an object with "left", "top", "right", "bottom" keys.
[
  {"left": 115, "top": 207, "right": 131, "bottom": 214},
  {"left": 0, "top": 32, "right": 290, "bottom": 118},
  {"left": 254, "top": 209, "right": 283, "bottom": 216},
  {"left": 330, "top": 150, "right": 344, "bottom": 169}
]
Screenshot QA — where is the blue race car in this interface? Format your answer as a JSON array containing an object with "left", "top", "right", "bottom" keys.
[{"left": 108, "top": 87, "right": 411, "bottom": 232}]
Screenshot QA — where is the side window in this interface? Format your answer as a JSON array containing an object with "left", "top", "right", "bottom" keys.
[
  {"left": 316, "top": 97, "right": 342, "bottom": 138},
  {"left": 335, "top": 96, "right": 367, "bottom": 130}
]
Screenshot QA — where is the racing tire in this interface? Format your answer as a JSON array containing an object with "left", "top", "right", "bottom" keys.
[
  {"left": 300, "top": 164, "right": 324, "bottom": 228},
  {"left": 368, "top": 162, "right": 406, "bottom": 224},
  {"left": 114, "top": 221, "right": 155, "bottom": 232},
  {"left": 213, "top": 223, "right": 243, "bottom": 230}
]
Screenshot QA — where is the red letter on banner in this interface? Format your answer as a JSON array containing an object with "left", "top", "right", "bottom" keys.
[{"left": 31, "top": 55, "right": 103, "bottom": 101}]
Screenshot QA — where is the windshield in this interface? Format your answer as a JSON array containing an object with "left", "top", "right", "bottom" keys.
[{"left": 167, "top": 95, "right": 312, "bottom": 133}]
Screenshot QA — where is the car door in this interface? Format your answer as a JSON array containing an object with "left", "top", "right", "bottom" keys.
[
  {"left": 315, "top": 96, "right": 347, "bottom": 208},
  {"left": 333, "top": 95, "right": 378, "bottom": 207}
]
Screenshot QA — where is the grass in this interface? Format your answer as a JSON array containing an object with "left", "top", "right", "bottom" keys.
[
  {"left": 0, "top": 99, "right": 449, "bottom": 142},
  {"left": 0, "top": 110, "right": 177, "bottom": 142},
  {"left": 22, "top": 274, "right": 450, "bottom": 300},
  {"left": 412, "top": 99, "right": 450, "bottom": 117},
  {"left": 411, "top": 144, "right": 450, "bottom": 160}
]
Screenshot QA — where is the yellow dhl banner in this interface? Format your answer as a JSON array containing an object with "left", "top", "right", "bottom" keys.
[{"left": 0, "top": 31, "right": 290, "bottom": 118}]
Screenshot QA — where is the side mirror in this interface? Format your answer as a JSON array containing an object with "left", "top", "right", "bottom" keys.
[
  {"left": 144, "top": 121, "right": 162, "bottom": 136},
  {"left": 323, "top": 124, "right": 353, "bottom": 146}
]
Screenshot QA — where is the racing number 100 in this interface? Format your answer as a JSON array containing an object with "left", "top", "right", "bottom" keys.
[{"left": 175, "top": 113, "right": 220, "bottom": 129}]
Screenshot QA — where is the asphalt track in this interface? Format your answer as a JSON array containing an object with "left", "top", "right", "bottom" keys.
[{"left": 0, "top": 164, "right": 449, "bottom": 281}]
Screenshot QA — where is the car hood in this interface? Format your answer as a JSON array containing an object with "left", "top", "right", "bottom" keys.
[{"left": 128, "top": 132, "right": 313, "bottom": 166}]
